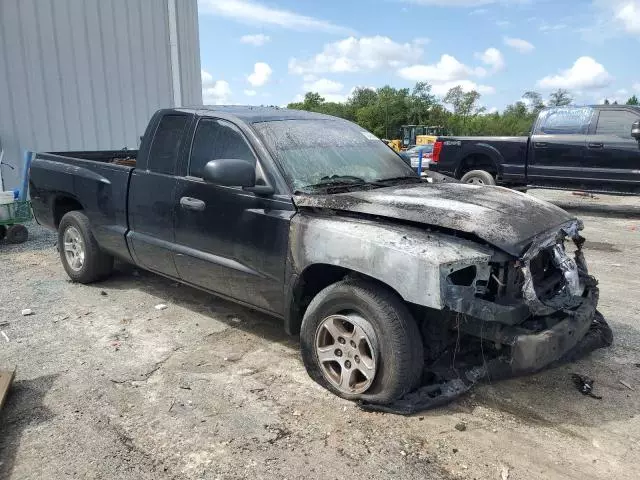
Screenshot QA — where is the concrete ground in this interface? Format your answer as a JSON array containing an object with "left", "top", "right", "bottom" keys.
[{"left": 1, "top": 190, "right": 639, "bottom": 480}]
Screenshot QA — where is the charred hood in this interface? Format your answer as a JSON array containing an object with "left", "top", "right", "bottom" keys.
[{"left": 293, "top": 183, "right": 575, "bottom": 256}]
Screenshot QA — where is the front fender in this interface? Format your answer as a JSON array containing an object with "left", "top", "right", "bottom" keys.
[{"left": 289, "top": 213, "right": 493, "bottom": 309}]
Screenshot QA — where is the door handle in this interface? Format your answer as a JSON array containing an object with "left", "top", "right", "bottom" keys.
[
  {"left": 588, "top": 142, "right": 604, "bottom": 149},
  {"left": 534, "top": 142, "right": 548, "bottom": 148},
  {"left": 180, "top": 196, "right": 206, "bottom": 211}
]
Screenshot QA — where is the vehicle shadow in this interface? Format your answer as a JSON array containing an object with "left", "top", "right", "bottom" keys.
[
  {"left": 101, "top": 262, "right": 299, "bottom": 351},
  {"left": 0, "top": 374, "right": 58, "bottom": 479},
  {"left": 91, "top": 263, "right": 639, "bottom": 429}
]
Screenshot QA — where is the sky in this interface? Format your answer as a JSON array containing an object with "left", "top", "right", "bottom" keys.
[{"left": 197, "top": 0, "right": 640, "bottom": 112}]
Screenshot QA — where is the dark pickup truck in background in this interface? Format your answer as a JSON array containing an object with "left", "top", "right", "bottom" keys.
[
  {"left": 430, "top": 105, "right": 640, "bottom": 194},
  {"left": 29, "top": 106, "right": 611, "bottom": 409}
]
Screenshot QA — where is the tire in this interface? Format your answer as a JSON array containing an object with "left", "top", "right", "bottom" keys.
[
  {"left": 461, "top": 169, "right": 496, "bottom": 186},
  {"left": 0, "top": 225, "right": 6, "bottom": 241},
  {"left": 58, "top": 211, "right": 113, "bottom": 283},
  {"left": 300, "top": 278, "right": 424, "bottom": 405},
  {"left": 6, "top": 224, "right": 28, "bottom": 244}
]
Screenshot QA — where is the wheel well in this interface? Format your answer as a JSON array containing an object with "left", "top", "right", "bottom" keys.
[
  {"left": 457, "top": 154, "right": 498, "bottom": 179},
  {"left": 53, "top": 196, "right": 83, "bottom": 227},
  {"left": 286, "top": 264, "right": 404, "bottom": 336}
]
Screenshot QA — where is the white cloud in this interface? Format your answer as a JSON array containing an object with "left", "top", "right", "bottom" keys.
[
  {"left": 399, "top": 54, "right": 494, "bottom": 96},
  {"left": 201, "top": 70, "right": 213, "bottom": 85},
  {"left": 537, "top": 56, "right": 613, "bottom": 90},
  {"left": 247, "top": 62, "right": 272, "bottom": 87},
  {"left": 634, "top": 83, "right": 640, "bottom": 92},
  {"left": 303, "top": 78, "right": 344, "bottom": 94},
  {"left": 198, "top": 0, "right": 354, "bottom": 35},
  {"left": 614, "top": 1, "right": 640, "bottom": 34},
  {"left": 431, "top": 80, "right": 495, "bottom": 96},
  {"left": 413, "top": 37, "right": 430, "bottom": 45},
  {"left": 476, "top": 47, "right": 505, "bottom": 71},
  {"left": 289, "top": 36, "right": 423, "bottom": 75},
  {"left": 539, "top": 23, "right": 567, "bottom": 32},
  {"left": 240, "top": 33, "right": 270, "bottom": 46},
  {"left": 244, "top": 89, "right": 257, "bottom": 96},
  {"left": 470, "top": 8, "right": 488, "bottom": 15},
  {"left": 503, "top": 36, "right": 535, "bottom": 53},
  {"left": 496, "top": 20, "right": 511, "bottom": 28},
  {"left": 202, "top": 69, "right": 231, "bottom": 104},
  {"left": 398, "top": 54, "right": 485, "bottom": 83}
]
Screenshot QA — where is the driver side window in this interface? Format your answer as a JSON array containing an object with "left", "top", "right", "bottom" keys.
[{"left": 189, "top": 118, "right": 256, "bottom": 178}]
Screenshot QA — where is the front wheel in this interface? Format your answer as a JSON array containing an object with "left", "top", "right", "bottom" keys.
[
  {"left": 300, "top": 279, "right": 424, "bottom": 405},
  {"left": 461, "top": 169, "right": 496, "bottom": 186},
  {"left": 58, "top": 211, "right": 114, "bottom": 283}
]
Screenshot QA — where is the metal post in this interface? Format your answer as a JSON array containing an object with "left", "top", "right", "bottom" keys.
[{"left": 417, "top": 151, "right": 423, "bottom": 175}]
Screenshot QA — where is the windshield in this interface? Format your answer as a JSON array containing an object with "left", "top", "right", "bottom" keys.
[{"left": 252, "top": 119, "right": 416, "bottom": 191}]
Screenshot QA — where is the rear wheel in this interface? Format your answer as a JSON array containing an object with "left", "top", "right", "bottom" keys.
[
  {"left": 461, "top": 169, "right": 496, "bottom": 186},
  {"left": 300, "top": 279, "right": 423, "bottom": 404},
  {"left": 58, "top": 211, "right": 113, "bottom": 283}
]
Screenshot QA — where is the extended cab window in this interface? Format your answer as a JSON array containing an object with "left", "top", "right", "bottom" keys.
[
  {"left": 535, "top": 107, "right": 593, "bottom": 135},
  {"left": 596, "top": 110, "right": 640, "bottom": 139},
  {"left": 189, "top": 118, "right": 255, "bottom": 178},
  {"left": 148, "top": 114, "right": 189, "bottom": 174}
]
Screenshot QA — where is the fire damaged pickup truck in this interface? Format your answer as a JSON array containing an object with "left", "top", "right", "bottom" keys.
[{"left": 29, "top": 107, "right": 611, "bottom": 410}]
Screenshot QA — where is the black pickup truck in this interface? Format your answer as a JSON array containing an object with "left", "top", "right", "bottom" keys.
[
  {"left": 430, "top": 105, "right": 640, "bottom": 194},
  {"left": 29, "top": 106, "right": 611, "bottom": 409}
]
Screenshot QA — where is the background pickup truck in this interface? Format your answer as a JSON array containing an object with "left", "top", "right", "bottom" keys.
[
  {"left": 430, "top": 105, "right": 640, "bottom": 194},
  {"left": 29, "top": 106, "right": 610, "bottom": 409}
]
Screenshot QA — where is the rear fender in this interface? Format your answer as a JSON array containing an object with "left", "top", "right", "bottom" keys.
[{"left": 456, "top": 144, "right": 503, "bottom": 178}]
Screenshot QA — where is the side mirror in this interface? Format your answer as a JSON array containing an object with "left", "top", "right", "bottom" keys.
[
  {"left": 632, "top": 120, "right": 640, "bottom": 140},
  {"left": 203, "top": 159, "right": 256, "bottom": 187}
]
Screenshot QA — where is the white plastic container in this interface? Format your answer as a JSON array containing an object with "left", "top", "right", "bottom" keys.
[{"left": 0, "top": 191, "right": 15, "bottom": 221}]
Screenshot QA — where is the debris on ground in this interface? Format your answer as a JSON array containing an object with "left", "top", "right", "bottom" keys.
[
  {"left": 21, "top": 308, "right": 33, "bottom": 316},
  {"left": 292, "top": 410, "right": 302, "bottom": 417},
  {"left": 571, "top": 373, "right": 602, "bottom": 399},
  {"left": 501, "top": 465, "right": 510, "bottom": 480},
  {"left": 101, "top": 291, "right": 108, "bottom": 296},
  {"left": 455, "top": 422, "right": 467, "bottom": 432},
  {"left": 619, "top": 380, "right": 634, "bottom": 391},
  {"left": 1, "top": 331, "right": 9, "bottom": 342},
  {"left": 154, "top": 304, "right": 168, "bottom": 311}
]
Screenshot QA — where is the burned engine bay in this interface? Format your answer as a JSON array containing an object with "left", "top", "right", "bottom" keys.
[{"left": 360, "top": 219, "right": 613, "bottom": 414}]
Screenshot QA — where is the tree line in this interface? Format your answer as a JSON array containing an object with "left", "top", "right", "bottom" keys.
[{"left": 287, "top": 83, "right": 640, "bottom": 138}]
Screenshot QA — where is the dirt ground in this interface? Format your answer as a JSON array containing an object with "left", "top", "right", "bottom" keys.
[{"left": 1, "top": 189, "right": 639, "bottom": 480}]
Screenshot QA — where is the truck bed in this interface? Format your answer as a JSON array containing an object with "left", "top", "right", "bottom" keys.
[{"left": 30, "top": 150, "right": 137, "bottom": 262}]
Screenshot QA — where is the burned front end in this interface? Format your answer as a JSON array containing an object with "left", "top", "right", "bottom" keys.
[
  {"left": 362, "top": 220, "right": 612, "bottom": 414},
  {"left": 441, "top": 219, "right": 608, "bottom": 375}
]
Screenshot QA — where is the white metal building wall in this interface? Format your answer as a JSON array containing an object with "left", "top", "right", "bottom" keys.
[{"left": 0, "top": 0, "right": 202, "bottom": 189}]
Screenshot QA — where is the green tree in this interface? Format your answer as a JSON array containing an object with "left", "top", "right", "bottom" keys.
[
  {"left": 548, "top": 89, "right": 572, "bottom": 106},
  {"left": 444, "top": 86, "right": 483, "bottom": 134},
  {"left": 603, "top": 99, "right": 610, "bottom": 105},
  {"left": 523, "top": 91, "right": 544, "bottom": 114},
  {"left": 406, "top": 82, "right": 437, "bottom": 125},
  {"left": 627, "top": 95, "right": 639, "bottom": 105}
]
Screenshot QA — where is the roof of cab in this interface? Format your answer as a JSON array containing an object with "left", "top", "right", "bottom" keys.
[{"left": 173, "top": 105, "right": 339, "bottom": 124}]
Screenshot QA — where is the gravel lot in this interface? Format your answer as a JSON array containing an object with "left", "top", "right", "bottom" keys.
[{"left": 1, "top": 190, "right": 639, "bottom": 480}]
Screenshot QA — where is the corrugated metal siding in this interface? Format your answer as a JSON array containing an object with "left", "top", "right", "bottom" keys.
[{"left": 0, "top": 0, "right": 201, "bottom": 189}]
